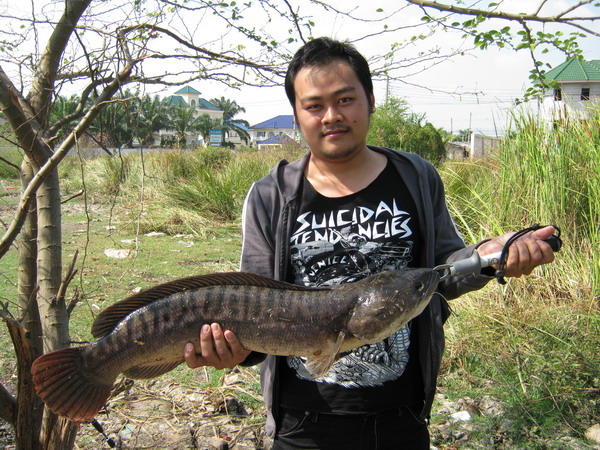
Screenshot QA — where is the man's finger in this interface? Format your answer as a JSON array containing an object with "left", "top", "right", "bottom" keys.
[
  {"left": 528, "top": 225, "right": 555, "bottom": 241},
  {"left": 211, "top": 323, "right": 231, "bottom": 359},
  {"left": 200, "top": 324, "right": 215, "bottom": 359},
  {"left": 184, "top": 342, "right": 207, "bottom": 369}
]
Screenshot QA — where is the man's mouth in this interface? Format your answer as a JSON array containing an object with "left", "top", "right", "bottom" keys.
[{"left": 321, "top": 126, "right": 350, "bottom": 137}]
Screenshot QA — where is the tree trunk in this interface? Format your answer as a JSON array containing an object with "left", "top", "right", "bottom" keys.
[
  {"left": 1, "top": 306, "right": 43, "bottom": 449},
  {"left": 34, "top": 165, "right": 79, "bottom": 446},
  {"left": 35, "top": 168, "right": 66, "bottom": 352},
  {"left": 0, "top": 383, "right": 16, "bottom": 424},
  {"left": 41, "top": 414, "right": 79, "bottom": 450},
  {"left": 18, "top": 158, "right": 43, "bottom": 358},
  {"left": 15, "top": 157, "right": 45, "bottom": 446}
]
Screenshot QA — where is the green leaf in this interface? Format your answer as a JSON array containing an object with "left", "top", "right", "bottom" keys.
[{"left": 376, "top": 8, "right": 383, "bottom": 12}]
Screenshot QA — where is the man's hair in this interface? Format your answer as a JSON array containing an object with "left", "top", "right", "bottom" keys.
[{"left": 284, "top": 37, "right": 374, "bottom": 111}]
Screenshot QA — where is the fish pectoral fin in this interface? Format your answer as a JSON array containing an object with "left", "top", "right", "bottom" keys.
[
  {"left": 123, "top": 359, "right": 184, "bottom": 379},
  {"left": 305, "top": 331, "right": 346, "bottom": 379}
]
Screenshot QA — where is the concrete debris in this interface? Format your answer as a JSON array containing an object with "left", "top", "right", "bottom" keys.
[{"left": 104, "top": 248, "right": 132, "bottom": 259}]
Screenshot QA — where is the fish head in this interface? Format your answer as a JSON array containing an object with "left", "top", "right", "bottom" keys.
[{"left": 345, "top": 268, "right": 439, "bottom": 343}]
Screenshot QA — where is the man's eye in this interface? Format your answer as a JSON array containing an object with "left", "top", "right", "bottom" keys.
[{"left": 339, "top": 97, "right": 353, "bottom": 104}]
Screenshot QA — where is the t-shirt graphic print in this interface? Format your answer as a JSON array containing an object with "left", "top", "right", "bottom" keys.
[{"left": 287, "top": 162, "right": 421, "bottom": 388}]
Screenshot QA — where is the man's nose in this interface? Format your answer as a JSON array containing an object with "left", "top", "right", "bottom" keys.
[{"left": 322, "top": 105, "right": 342, "bottom": 123}]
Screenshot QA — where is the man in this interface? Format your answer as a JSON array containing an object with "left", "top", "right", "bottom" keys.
[{"left": 184, "top": 37, "right": 556, "bottom": 448}]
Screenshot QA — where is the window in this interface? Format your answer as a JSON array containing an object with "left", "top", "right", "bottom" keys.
[
  {"left": 581, "top": 88, "right": 590, "bottom": 101},
  {"left": 553, "top": 88, "right": 562, "bottom": 101},
  {"left": 257, "top": 131, "right": 266, "bottom": 138},
  {"left": 190, "top": 99, "right": 196, "bottom": 107}
]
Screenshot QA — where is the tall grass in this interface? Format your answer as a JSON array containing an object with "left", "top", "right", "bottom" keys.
[
  {"left": 440, "top": 108, "right": 599, "bottom": 445},
  {"left": 41, "top": 124, "right": 600, "bottom": 444},
  {"left": 59, "top": 146, "right": 306, "bottom": 232},
  {"left": 499, "top": 111, "right": 600, "bottom": 293},
  {"left": 0, "top": 110, "right": 594, "bottom": 447}
]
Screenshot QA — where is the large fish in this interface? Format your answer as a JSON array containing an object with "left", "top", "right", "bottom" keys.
[{"left": 31, "top": 268, "right": 439, "bottom": 422}]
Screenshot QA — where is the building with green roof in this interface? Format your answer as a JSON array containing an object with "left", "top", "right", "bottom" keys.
[
  {"left": 542, "top": 59, "right": 600, "bottom": 121},
  {"left": 167, "top": 86, "right": 222, "bottom": 117},
  {"left": 155, "top": 86, "right": 224, "bottom": 147},
  {"left": 545, "top": 59, "right": 600, "bottom": 82}
]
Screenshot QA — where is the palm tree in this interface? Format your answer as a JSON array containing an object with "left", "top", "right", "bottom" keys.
[
  {"left": 89, "top": 90, "right": 136, "bottom": 148},
  {"left": 169, "top": 106, "right": 220, "bottom": 148},
  {"left": 131, "top": 95, "right": 172, "bottom": 146},
  {"left": 196, "top": 113, "right": 222, "bottom": 145},
  {"left": 210, "top": 96, "right": 251, "bottom": 144},
  {"left": 49, "top": 94, "right": 82, "bottom": 142}
]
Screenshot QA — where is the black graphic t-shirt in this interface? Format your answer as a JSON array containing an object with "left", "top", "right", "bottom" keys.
[{"left": 279, "top": 160, "right": 424, "bottom": 413}]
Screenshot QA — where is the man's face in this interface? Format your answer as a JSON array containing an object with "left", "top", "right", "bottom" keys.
[{"left": 293, "top": 60, "right": 374, "bottom": 162}]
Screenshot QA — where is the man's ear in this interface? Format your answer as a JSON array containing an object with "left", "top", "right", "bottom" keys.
[{"left": 293, "top": 112, "right": 301, "bottom": 131}]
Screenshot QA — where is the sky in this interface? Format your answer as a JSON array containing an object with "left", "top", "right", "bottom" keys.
[
  {"left": 205, "top": 37, "right": 597, "bottom": 137},
  {"left": 177, "top": 1, "right": 599, "bottom": 137},
  {"left": 2, "top": 0, "right": 598, "bottom": 137},
  {"left": 209, "top": 48, "right": 537, "bottom": 136}
]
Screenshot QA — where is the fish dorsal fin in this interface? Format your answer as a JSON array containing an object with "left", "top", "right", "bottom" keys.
[
  {"left": 91, "top": 272, "right": 316, "bottom": 338},
  {"left": 304, "top": 331, "right": 346, "bottom": 379}
]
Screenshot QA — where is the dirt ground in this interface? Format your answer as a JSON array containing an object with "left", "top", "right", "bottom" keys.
[
  {"left": 0, "top": 365, "right": 271, "bottom": 450},
  {"left": 73, "top": 368, "right": 270, "bottom": 450}
]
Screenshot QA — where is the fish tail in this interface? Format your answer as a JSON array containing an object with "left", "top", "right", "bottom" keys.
[{"left": 31, "top": 347, "right": 113, "bottom": 422}]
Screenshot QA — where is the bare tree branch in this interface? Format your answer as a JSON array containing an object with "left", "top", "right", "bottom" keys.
[
  {"left": 0, "top": 155, "right": 20, "bottom": 171},
  {"left": 283, "top": 0, "right": 307, "bottom": 44},
  {"left": 28, "top": 0, "right": 93, "bottom": 127},
  {"left": 407, "top": 0, "right": 600, "bottom": 36},
  {"left": 0, "top": 63, "right": 133, "bottom": 258},
  {"left": 56, "top": 249, "right": 78, "bottom": 311}
]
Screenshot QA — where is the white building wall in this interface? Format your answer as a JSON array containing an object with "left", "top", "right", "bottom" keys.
[
  {"left": 470, "top": 133, "right": 502, "bottom": 159},
  {"left": 250, "top": 127, "right": 301, "bottom": 144},
  {"left": 541, "top": 81, "right": 600, "bottom": 122}
]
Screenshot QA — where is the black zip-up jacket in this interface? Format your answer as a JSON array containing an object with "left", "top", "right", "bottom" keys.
[{"left": 240, "top": 146, "right": 492, "bottom": 436}]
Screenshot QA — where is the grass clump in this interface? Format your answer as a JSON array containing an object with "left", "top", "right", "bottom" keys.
[
  {"left": 2, "top": 111, "right": 597, "bottom": 446},
  {"left": 439, "top": 107, "right": 599, "bottom": 446}
]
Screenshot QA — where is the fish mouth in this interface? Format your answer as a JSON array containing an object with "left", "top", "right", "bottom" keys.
[{"left": 423, "top": 270, "right": 440, "bottom": 298}]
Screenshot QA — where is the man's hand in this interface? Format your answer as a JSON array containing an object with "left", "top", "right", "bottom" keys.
[
  {"left": 183, "top": 323, "right": 251, "bottom": 370},
  {"left": 477, "top": 225, "right": 556, "bottom": 277}
]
